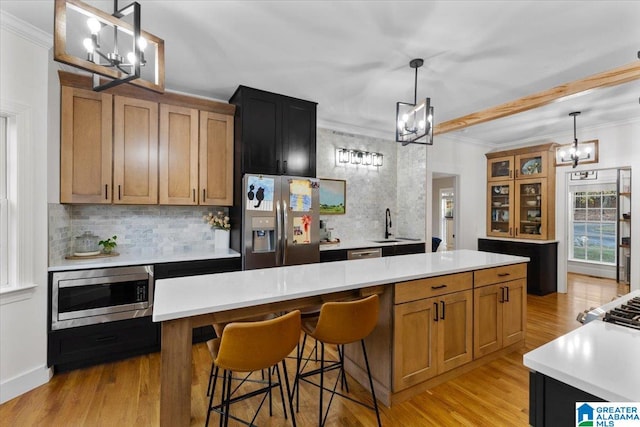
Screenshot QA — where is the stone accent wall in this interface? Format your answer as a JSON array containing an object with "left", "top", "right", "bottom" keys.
[
  {"left": 316, "top": 128, "right": 395, "bottom": 241},
  {"left": 396, "top": 143, "right": 427, "bottom": 239},
  {"left": 48, "top": 203, "right": 226, "bottom": 264}
]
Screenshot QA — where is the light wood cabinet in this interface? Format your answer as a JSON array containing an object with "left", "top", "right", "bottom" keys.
[
  {"left": 159, "top": 105, "right": 199, "bottom": 205},
  {"left": 486, "top": 143, "right": 556, "bottom": 239},
  {"left": 113, "top": 96, "right": 158, "bottom": 204},
  {"left": 199, "top": 111, "right": 234, "bottom": 206},
  {"left": 474, "top": 264, "right": 527, "bottom": 358},
  {"left": 60, "top": 86, "right": 113, "bottom": 204},
  {"left": 393, "top": 275, "right": 473, "bottom": 391},
  {"left": 158, "top": 107, "right": 234, "bottom": 206},
  {"left": 515, "top": 177, "right": 549, "bottom": 240},
  {"left": 59, "top": 71, "right": 235, "bottom": 206},
  {"left": 487, "top": 181, "right": 514, "bottom": 238}
]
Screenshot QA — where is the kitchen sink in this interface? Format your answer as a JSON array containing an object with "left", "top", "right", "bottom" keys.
[
  {"left": 395, "top": 237, "right": 421, "bottom": 241},
  {"left": 371, "top": 239, "right": 400, "bottom": 243}
]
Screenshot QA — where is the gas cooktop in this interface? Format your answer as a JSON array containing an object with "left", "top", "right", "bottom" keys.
[{"left": 604, "top": 295, "right": 640, "bottom": 330}]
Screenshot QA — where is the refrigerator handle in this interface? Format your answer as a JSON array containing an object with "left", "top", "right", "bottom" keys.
[
  {"left": 282, "top": 200, "right": 288, "bottom": 265},
  {"left": 276, "top": 200, "right": 282, "bottom": 266}
]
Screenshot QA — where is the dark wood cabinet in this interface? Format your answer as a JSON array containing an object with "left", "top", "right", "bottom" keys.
[
  {"left": 229, "top": 85, "right": 317, "bottom": 177},
  {"left": 48, "top": 258, "right": 242, "bottom": 372},
  {"left": 478, "top": 238, "right": 557, "bottom": 295},
  {"left": 320, "top": 243, "right": 426, "bottom": 262},
  {"left": 529, "top": 371, "right": 605, "bottom": 427},
  {"left": 48, "top": 317, "right": 159, "bottom": 373}
]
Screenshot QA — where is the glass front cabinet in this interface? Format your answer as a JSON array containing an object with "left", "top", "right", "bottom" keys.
[
  {"left": 487, "top": 182, "right": 514, "bottom": 237},
  {"left": 515, "top": 178, "right": 548, "bottom": 240},
  {"left": 485, "top": 143, "right": 556, "bottom": 240}
]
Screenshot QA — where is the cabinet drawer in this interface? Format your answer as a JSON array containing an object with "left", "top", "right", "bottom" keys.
[
  {"left": 395, "top": 272, "right": 472, "bottom": 304},
  {"left": 474, "top": 263, "right": 526, "bottom": 288}
]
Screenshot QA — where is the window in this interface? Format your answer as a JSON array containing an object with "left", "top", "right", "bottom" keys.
[
  {"left": 570, "top": 184, "right": 617, "bottom": 264},
  {"left": 0, "top": 116, "right": 8, "bottom": 287},
  {"left": 0, "top": 102, "right": 37, "bottom": 302}
]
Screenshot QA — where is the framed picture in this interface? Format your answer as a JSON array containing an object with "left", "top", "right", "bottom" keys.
[
  {"left": 555, "top": 139, "right": 599, "bottom": 166},
  {"left": 319, "top": 179, "right": 346, "bottom": 215}
]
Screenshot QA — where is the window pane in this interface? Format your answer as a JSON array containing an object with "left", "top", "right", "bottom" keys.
[
  {"left": 574, "top": 208, "right": 586, "bottom": 221},
  {"left": 602, "top": 209, "right": 617, "bottom": 221},
  {"left": 575, "top": 194, "right": 586, "bottom": 208},
  {"left": 602, "top": 195, "right": 617, "bottom": 208},
  {"left": 587, "top": 209, "right": 601, "bottom": 221}
]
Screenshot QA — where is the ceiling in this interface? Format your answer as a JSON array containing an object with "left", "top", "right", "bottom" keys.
[{"left": 2, "top": 1, "right": 639, "bottom": 147}]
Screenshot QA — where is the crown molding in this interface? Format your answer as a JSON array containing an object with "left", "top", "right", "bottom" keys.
[{"left": 0, "top": 10, "right": 52, "bottom": 49}]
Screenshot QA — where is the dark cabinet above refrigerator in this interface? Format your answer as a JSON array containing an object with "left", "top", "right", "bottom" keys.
[{"left": 229, "top": 86, "right": 317, "bottom": 178}]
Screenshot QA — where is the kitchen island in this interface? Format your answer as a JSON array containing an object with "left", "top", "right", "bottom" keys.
[
  {"left": 524, "top": 290, "right": 640, "bottom": 426},
  {"left": 153, "top": 249, "right": 528, "bottom": 427}
]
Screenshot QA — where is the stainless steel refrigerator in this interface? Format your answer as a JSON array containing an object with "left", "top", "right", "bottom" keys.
[{"left": 242, "top": 174, "right": 320, "bottom": 270}]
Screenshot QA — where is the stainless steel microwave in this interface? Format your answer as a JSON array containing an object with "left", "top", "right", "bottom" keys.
[{"left": 51, "top": 265, "right": 154, "bottom": 330}]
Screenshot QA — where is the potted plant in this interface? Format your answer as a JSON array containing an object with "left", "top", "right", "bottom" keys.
[
  {"left": 204, "top": 212, "right": 230, "bottom": 249},
  {"left": 98, "top": 235, "right": 118, "bottom": 254}
]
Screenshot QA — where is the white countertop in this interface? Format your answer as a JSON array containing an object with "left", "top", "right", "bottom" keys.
[
  {"left": 153, "top": 249, "right": 528, "bottom": 322},
  {"left": 319, "top": 238, "right": 425, "bottom": 251},
  {"left": 523, "top": 290, "right": 640, "bottom": 402},
  {"left": 48, "top": 246, "right": 240, "bottom": 271},
  {"left": 479, "top": 236, "right": 559, "bottom": 244}
]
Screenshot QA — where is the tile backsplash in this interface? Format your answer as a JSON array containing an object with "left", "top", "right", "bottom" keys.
[{"left": 49, "top": 203, "right": 226, "bottom": 264}]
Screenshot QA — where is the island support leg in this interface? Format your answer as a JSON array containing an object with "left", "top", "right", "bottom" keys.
[{"left": 160, "top": 318, "right": 192, "bottom": 427}]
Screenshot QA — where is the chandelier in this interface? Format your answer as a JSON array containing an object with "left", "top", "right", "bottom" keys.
[
  {"left": 396, "top": 58, "right": 434, "bottom": 145},
  {"left": 558, "top": 112, "right": 592, "bottom": 168},
  {"left": 54, "top": 0, "right": 165, "bottom": 92}
]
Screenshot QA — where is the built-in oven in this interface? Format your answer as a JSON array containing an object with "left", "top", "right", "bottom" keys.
[{"left": 51, "top": 265, "right": 154, "bottom": 330}]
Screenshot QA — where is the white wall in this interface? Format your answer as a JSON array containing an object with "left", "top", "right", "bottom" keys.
[
  {"left": 426, "top": 136, "right": 489, "bottom": 250},
  {"left": 554, "top": 118, "right": 640, "bottom": 292},
  {"left": 0, "top": 13, "right": 52, "bottom": 403}
]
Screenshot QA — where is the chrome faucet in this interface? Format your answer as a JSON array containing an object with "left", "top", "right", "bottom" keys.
[{"left": 385, "top": 208, "right": 393, "bottom": 239}]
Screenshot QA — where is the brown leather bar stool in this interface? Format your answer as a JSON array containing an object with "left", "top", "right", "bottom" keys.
[
  {"left": 205, "top": 310, "right": 301, "bottom": 427},
  {"left": 294, "top": 294, "right": 382, "bottom": 427}
]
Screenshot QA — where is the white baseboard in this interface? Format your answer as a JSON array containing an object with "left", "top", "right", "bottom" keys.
[
  {"left": 567, "top": 261, "right": 616, "bottom": 280},
  {"left": 0, "top": 365, "right": 53, "bottom": 404}
]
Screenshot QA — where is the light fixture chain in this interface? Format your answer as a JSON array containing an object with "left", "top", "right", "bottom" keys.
[{"left": 414, "top": 65, "right": 418, "bottom": 106}]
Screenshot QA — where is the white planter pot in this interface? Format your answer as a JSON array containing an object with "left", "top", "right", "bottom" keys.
[{"left": 214, "top": 229, "right": 230, "bottom": 249}]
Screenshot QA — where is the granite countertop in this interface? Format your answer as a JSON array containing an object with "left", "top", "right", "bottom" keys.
[
  {"left": 523, "top": 290, "right": 640, "bottom": 402},
  {"left": 319, "top": 238, "right": 426, "bottom": 251},
  {"left": 48, "top": 246, "right": 241, "bottom": 272},
  {"left": 153, "top": 249, "right": 528, "bottom": 322}
]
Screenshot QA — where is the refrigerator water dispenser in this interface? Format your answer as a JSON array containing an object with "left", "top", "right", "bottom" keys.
[{"left": 252, "top": 217, "right": 275, "bottom": 253}]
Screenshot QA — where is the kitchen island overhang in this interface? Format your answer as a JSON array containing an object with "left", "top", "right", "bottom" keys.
[{"left": 153, "top": 249, "right": 529, "bottom": 427}]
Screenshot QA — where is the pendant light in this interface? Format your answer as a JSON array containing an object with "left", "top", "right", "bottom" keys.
[
  {"left": 558, "top": 112, "right": 592, "bottom": 168},
  {"left": 396, "top": 58, "right": 434, "bottom": 146}
]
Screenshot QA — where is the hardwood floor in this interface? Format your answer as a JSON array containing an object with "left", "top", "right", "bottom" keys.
[{"left": 0, "top": 273, "right": 623, "bottom": 426}]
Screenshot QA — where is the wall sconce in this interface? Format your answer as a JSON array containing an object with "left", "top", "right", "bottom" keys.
[
  {"left": 336, "top": 148, "right": 349, "bottom": 163},
  {"left": 350, "top": 151, "right": 362, "bottom": 164},
  {"left": 54, "top": 0, "right": 165, "bottom": 93},
  {"left": 336, "top": 148, "right": 383, "bottom": 167}
]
